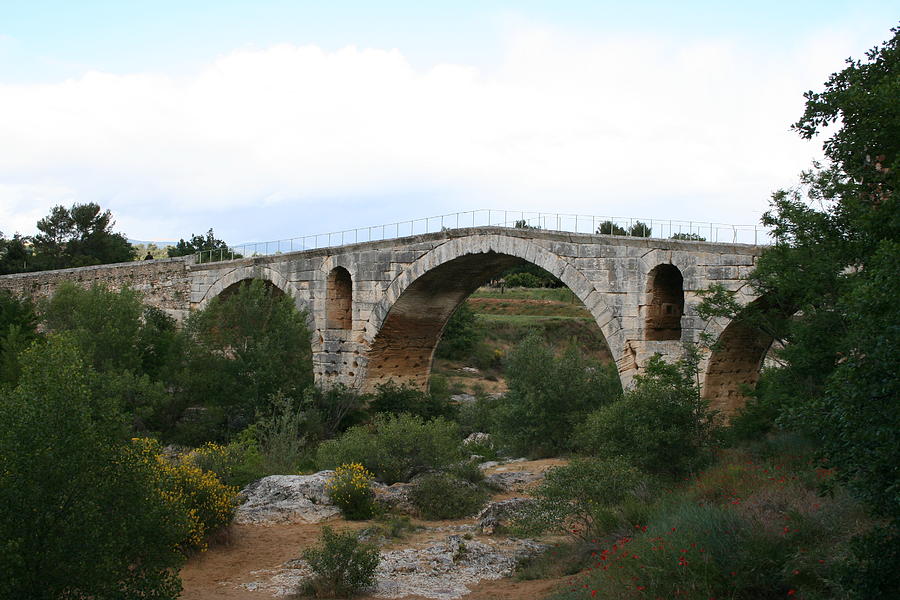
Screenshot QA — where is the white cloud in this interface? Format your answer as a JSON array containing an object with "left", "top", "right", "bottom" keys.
[{"left": 0, "top": 27, "right": 861, "bottom": 240}]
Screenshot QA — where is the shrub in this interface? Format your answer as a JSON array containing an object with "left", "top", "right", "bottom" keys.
[
  {"left": 326, "top": 463, "right": 376, "bottom": 520},
  {"left": 186, "top": 427, "right": 264, "bottom": 488},
  {"left": 435, "top": 303, "right": 483, "bottom": 360},
  {"left": 367, "top": 380, "right": 456, "bottom": 420},
  {"left": 573, "top": 352, "right": 715, "bottom": 476},
  {"left": 409, "top": 473, "right": 490, "bottom": 520},
  {"left": 302, "top": 526, "right": 380, "bottom": 598},
  {"left": 0, "top": 337, "right": 188, "bottom": 599},
  {"left": 515, "top": 457, "right": 647, "bottom": 541},
  {"left": 181, "top": 279, "right": 314, "bottom": 437},
  {"left": 256, "top": 394, "right": 311, "bottom": 475},
  {"left": 504, "top": 272, "right": 544, "bottom": 287},
  {"left": 133, "top": 438, "right": 238, "bottom": 552},
  {"left": 316, "top": 413, "right": 463, "bottom": 484},
  {"left": 495, "top": 333, "right": 622, "bottom": 457}
]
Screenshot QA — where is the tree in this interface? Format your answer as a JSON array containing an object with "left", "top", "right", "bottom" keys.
[
  {"left": 0, "top": 291, "right": 39, "bottom": 386},
  {"left": 596, "top": 220, "right": 626, "bottom": 235},
  {"left": 0, "top": 337, "right": 187, "bottom": 599},
  {"left": 700, "top": 26, "right": 899, "bottom": 596},
  {"left": 31, "top": 202, "right": 135, "bottom": 270},
  {"left": 40, "top": 283, "right": 185, "bottom": 433},
  {"left": 495, "top": 333, "right": 622, "bottom": 457},
  {"left": 180, "top": 279, "right": 313, "bottom": 439},
  {"left": 0, "top": 232, "right": 33, "bottom": 275},
  {"left": 595, "top": 220, "right": 652, "bottom": 237},
  {"left": 167, "top": 228, "right": 237, "bottom": 262}
]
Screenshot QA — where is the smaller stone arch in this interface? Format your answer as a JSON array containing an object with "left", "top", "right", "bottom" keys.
[
  {"left": 196, "top": 265, "right": 314, "bottom": 333},
  {"left": 326, "top": 266, "right": 353, "bottom": 330},
  {"left": 644, "top": 264, "right": 684, "bottom": 341}
]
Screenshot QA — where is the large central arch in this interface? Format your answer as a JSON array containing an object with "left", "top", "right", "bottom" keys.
[{"left": 361, "top": 234, "right": 622, "bottom": 391}]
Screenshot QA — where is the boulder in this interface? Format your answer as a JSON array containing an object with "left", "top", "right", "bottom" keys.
[
  {"left": 484, "top": 470, "right": 543, "bottom": 492},
  {"left": 372, "top": 481, "right": 416, "bottom": 514},
  {"left": 475, "top": 498, "right": 535, "bottom": 535},
  {"left": 234, "top": 472, "right": 340, "bottom": 525}
]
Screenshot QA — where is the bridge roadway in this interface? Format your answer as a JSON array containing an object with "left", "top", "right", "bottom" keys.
[{"left": 0, "top": 226, "right": 770, "bottom": 416}]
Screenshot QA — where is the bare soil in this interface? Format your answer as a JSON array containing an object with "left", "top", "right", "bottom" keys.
[{"left": 179, "top": 459, "right": 569, "bottom": 600}]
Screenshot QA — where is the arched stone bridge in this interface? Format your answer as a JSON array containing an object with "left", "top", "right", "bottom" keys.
[{"left": 0, "top": 227, "right": 770, "bottom": 415}]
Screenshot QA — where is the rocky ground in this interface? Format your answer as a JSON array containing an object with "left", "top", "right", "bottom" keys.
[{"left": 179, "top": 457, "right": 566, "bottom": 599}]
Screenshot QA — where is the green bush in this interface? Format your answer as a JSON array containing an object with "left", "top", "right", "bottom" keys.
[
  {"left": 326, "top": 463, "right": 376, "bottom": 521},
  {"left": 316, "top": 413, "right": 463, "bottom": 484},
  {"left": 435, "top": 303, "right": 483, "bottom": 360},
  {"left": 0, "top": 337, "right": 188, "bottom": 599},
  {"left": 514, "top": 457, "right": 647, "bottom": 541},
  {"left": 504, "top": 272, "right": 544, "bottom": 287},
  {"left": 495, "top": 333, "right": 622, "bottom": 457},
  {"left": 187, "top": 428, "right": 264, "bottom": 488},
  {"left": 573, "top": 352, "right": 715, "bottom": 476},
  {"left": 408, "top": 473, "right": 490, "bottom": 520},
  {"left": 181, "top": 279, "right": 314, "bottom": 437},
  {"left": 456, "top": 395, "right": 501, "bottom": 437},
  {"left": 367, "top": 380, "right": 456, "bottom": 420},
  {"left": 302, "top": 526, "right": 380, "bottom": 598}
]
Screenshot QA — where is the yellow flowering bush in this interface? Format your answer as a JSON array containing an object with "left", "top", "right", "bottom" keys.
[
  {"left": 132, "top": 438, "right": 238, "bottom": 551},
  {"left": 326, "top": 463, "right": 376, "bottom": 520}
]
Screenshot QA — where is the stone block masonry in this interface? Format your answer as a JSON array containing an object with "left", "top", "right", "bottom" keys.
[{"left": 0, "top": 227, "right": 768, "bottom": 416}]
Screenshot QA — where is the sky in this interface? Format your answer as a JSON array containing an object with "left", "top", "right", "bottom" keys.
[{"left": 0, "top": 1, "right": 897, "bottom": 245}]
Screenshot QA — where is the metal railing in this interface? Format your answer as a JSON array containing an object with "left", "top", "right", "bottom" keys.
[{"left": 195, "top": 209, "right": 772, "bottom": 263}]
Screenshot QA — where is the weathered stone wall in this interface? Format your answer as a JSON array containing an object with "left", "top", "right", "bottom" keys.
[
  {"left": 0, "top": 227, "right": 766, "bottom": 415},
  {"left": 0, "top": 257, "right": 194, "bottom": 321}
]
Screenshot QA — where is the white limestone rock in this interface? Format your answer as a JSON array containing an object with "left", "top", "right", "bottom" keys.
[{"left": 234, "top": 472, "right": 340, "bottom": 525}]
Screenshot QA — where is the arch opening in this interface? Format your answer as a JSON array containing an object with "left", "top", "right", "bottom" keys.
[
  {"left": 644, "top": 264, "right": 684, "bottom": 341},
  {"left": 701, "top": 296, "right": 791, "bottom": 418},
  {"left": 364, "top": 251, "right": 614, "bottom": 391},
  {"left": 217, "top": 278, "right": 286, "bottom": 303},
  {"left": 327, "top": 267, "right": 352, "bottom": 330}
]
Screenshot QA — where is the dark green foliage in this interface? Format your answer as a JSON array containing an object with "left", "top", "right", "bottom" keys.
[
  {"left": 367, "top": 380, "right": 456, "bottom": 420},
  {"left": 503, "top": 272, "right": 543, "bottom": 287},
  {"left": 29, "top": 202, "right": 135, "bottom": 271},
  {"left": 596, "top": 220, "right": 626, "bottom": 235},
  {"left": 515, "top": 457, "right": 646, "bottom": 541},
  {"left": 628, "top": 220, "right": 652, "bottom": 237},
  {"left": 0, "top": 232, "right": 32, "bottom": 274},
  {"left": 574, "top": 351, "right": 715, "bottom": 477},
  {"left": 595, "top": 220, "right": 652, "bottom": 237},
  {"left": 167, "top": 228, "right": 239, "bottom": 262},
  {"left": 697, "top": 30, "right": 900, "bottom": 584},
  {"left": 316, "top": 413, "right": 463, "bottom": 484},
  {"left": 39, "top": 283, "right": 185, "bottom": 433},
  {"left": 494, "top": 332, "right": 622, "bottom": 457},
  {"left": 408, "top": 473, "right": 489, "bottom": 520},
  {"left": 301, "top": 526, "right": 380, "bottom": 598},
  {"left": 500, "top": 262, "right": 561, "bottom": 288},
  {"left": 0, "top": 291, "right": 39, "bottom": 386},
  {"left": 671, "top": 232, "right": 706, "bottom": 241},
  {"left": 181, "top": 279, "right": 314, "bottom": 437},
  {"left": 41, "top": 282, "right": 145, "bottom": 372},
  {"left": 0, "top": 337, "right": 187, "bottom": 599},
  {"left": 138, "top": 306, "right": 186, "bottom": 384},
  {"left": 435, "top": 303, "right": 483, "bottom": 360},
  {"left": 298, "top": 384, "right": 368, "bottom": 441}
]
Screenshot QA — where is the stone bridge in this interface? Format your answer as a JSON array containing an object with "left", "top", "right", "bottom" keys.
[{"left": 0, "top": 227, "right": 770, "bottom": 415}]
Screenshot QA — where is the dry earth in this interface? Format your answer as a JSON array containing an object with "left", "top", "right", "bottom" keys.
[{"left": 179, "top": 459, "right": 567, "bottom": 600}]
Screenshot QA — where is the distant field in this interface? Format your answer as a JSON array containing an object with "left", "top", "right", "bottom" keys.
[{"left": 432, "top": 286, "right": 611, "bottom": 394}]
